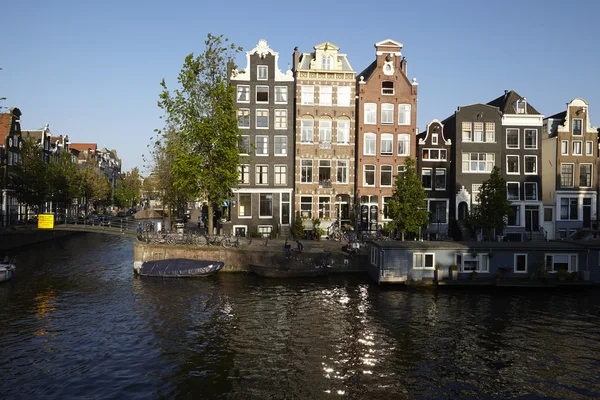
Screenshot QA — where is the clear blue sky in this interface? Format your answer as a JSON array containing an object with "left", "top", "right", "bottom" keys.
[{"left": 2, "top": 0, "right": 599, "bottom": 173}]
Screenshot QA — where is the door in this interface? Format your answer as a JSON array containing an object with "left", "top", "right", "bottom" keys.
[
  {"left": 583, "top": 198, "right": 591, "bottom": 229},
  {"left": 369, "top": 205, "right": 378, "bottom": 231},
  {"left": 281, "top": 193, "right": 290, "bottom": 225},
  {"left": 458, "top": 202, "right": 468, "bottom": 220},
  {"left": 360, "top": 205, "right": 369, "bottom": 231},
  {"left": 525, "top": 206, "right": 539, "bottom": 232}
]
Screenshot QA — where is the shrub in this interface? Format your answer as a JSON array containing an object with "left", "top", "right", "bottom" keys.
[
  {"left": 291, "top": 211, "right": 305, "bottom": 239},
  {"left": 450, "top": 264, "right": 458, "bottom": 271}
]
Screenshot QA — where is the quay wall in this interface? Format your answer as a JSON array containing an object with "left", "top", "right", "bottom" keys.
[
  {"left": 0, "top": 228, "right": 76, "bottom": 251},
  {"left": 133, "top": 241, "right": 367, "bottom": 273}
]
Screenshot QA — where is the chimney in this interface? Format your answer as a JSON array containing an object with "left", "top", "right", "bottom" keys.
[
  {"left": 400, "top": 57, "right": 407, "bottom": 74},
  {"left": 504, "top": 90, "right": 508, "bottom": 100},
  {"left": 292, "top": 46, "right": 300, "bottom": 74}
]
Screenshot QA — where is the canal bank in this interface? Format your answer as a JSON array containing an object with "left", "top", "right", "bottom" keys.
[{"left": 0, "top": 227, "right": 76, "bottom": 252}]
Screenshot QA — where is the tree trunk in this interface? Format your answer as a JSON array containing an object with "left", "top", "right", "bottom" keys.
[{"left": 207, "top": 204, "right": 214, "bottom": 235}]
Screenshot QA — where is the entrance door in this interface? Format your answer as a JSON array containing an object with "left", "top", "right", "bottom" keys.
[
  {"left": 281, "top": 193, "right": 290, "bottom": 225},
  {"left": 583, "top": 198, "right": 591, "bottom": 229},
  {"left": 458, "top": 202, "right": 468, "bottom": 220},
  {"left": 525, "top": 206, "right": 539, "bottom": 232}
]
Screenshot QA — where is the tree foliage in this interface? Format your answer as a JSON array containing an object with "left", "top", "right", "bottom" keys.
[
  {"left": 114, "top": 167, "right": 142, "bottom": 209},
  {"left": 78, "top": 161, "right": 110, "bottom": 212},
  {"left": 386, "top": 157, "right": 429, "bottom": 240},
  {"left": 48, "top": 151, "right": 81, "bottom": 212},
  {"left": 7, "top": 137, "right": 49, "bottom": 211},
  {"left": 469, "top": 166, "right": 513, "bottom": 239},
  {"left": 156, "top": 33, "right": 242, "bottom": 234}
]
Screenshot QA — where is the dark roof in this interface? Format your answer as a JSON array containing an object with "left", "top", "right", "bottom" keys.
[
  {"left": 487, "top": 90, "right": 540, "bottom": 115},
  {"left": 357, "top": 60, "right": 376, "bottom": 81},
  {"left": 545, "top": 110, "right": 566, "bottom": 123}
]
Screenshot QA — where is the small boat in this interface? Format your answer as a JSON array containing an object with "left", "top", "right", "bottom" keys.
[
  {"left": 0, "top": 257, "right": 16, "bottom": 283},
  {"left": 249, "top": 264, "right": 328, "bottom": 278},
  {"left": 134, "top": 258, "right": 224, "bottom": 278}
]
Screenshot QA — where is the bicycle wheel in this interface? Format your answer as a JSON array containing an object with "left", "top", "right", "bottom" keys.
[
  {"left": 222, "top": 238, "right": 232, "bottom": 248},
  {"left": 331, "top": 231, "right": 341, "bottom": 241}
]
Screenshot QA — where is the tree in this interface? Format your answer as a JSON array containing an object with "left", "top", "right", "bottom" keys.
[
  {"left": 48, "top": 151, "right": 80, "bottom": 214},
  {"left": 471, "top": 166, "right": 513, "bottom": 240},
  {"left": 291, "top": 211, "right": 305, "bottom": 239},
  {"left": 114, "top": 167, "right": 142, "bottom": 209},
  {"left": 7, "top": 137, "right": 50, "bottom": 214},
  {"left": 157, "top": 33, "right": 242, "bottom": 235},
  {"left": 386, "top": 157, "right": 429, "bottom": 240},
  {"left": 78, "top": 161, "right": 110, "bottom": 214}
]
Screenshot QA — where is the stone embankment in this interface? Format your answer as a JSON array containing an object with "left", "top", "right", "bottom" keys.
[{"left": 0, "top": 227, "right": 75, "bottom": 251}]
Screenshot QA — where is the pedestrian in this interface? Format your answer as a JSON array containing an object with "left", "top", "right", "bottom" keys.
[{"left": 284, "top": 239, "right": 292, "bottom": 259}]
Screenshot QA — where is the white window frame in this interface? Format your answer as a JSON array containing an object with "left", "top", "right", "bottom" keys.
[
  {"left": 300, "top": 160, "right": 313, "bottom": 183},
  {"left": 255, "top": 135, "right": 268, "bottom": 156},
  {"left": 274, "top": 136, "right": 287, "bottom": 156},
  {"left": 237, "top": 109, "right": 250, "bottom": 129},
  {"left": 561, "top": 140, "right": 569, "bottom": 155},
  {"left": 507, "top": 182, "right": 520, "bottom": 201},
  {"left": 238, "top": 164, "right": 250, "bottom": 184},
  {"left": 300, "top": 196, "right": 313, "bottom": 219},
  {"left": 485, "top": 122, "right": 495, "bottom": 142},
  {"left": 579, "top": 163, "right": 593, "bottom": 188},
  {"left": 422, "top": 168, "right": 432, "bottom": 190},
  {"left": 514, "top": 254, "right": 528, "bottom": 274},
  {"left": 462, "top": 153, "right": 495, "bottom": 173},
  {"left": 336, "top": 120, "right": 350, "bottom": 144},
  {"left": 239, "top": 135, "right": 250, "bottom": 155},
  {"left": 398, "top": 134, "right": 410, "bottom": 156},
  {"left": 255, "top": 164, "right": 268, "bottom": 185},
  {"left": 364, "top": 164, "right": 376, "bottom": 187},
  {"left": 398, "top": 104, "right": 411, "bottom": 125},
  {"left": 380, "top": 134, "right": 393, "bottom": 156},
  {"left": 545, "top": 254, "right": 578, "bottom": 273},
  {"left": 524, "top": 129, "right": 537, "bottom": 149},
  {"left": 462, "top": 122, "right": 472, "bottom": 142},
  {"left": 257, "top": 65, "right": 268, "bottom": 80},
  {"left": 472, "top": 184, "right": 482, "bottom": 204},
  {"left": 380, "top": 165, "right": 393, "bottom": 187},
  {"left": 456, "top": 253, "right": 490, "bottom": 273},
  {"left": 301, "top": 85, "right": 314, "bottom": 105},
  {"left": 572, "top": 140, "right": 583, "bottom": 156},
  {"left": 435, "top": 168, "right": 446, "bottom": 190},
  {"left": 256, "top": 109, "right": 269, "bottom": 129},
  {"left": 382, "top": 81, "right": 394, "bottom": 95},
  {"left": 337, "top": 86, "right": 351, "bottom": 107},
  {"left": 432, "top": 134, "right": 438, "bottom": 145},
  {"left": 274, "top": 86, "right": 288, "bottom": 104},
  {"left": 319, "top": 85, "right": 332, "bottom": 106},
  {"left": 473, "top": 122, "right": 484, "bottom": 143},
  {"left": 524, "top": 182, "right": 537, "bottom": 201},
  {"left": 336, "top": 159, "right": 348, "bottom": 184},
  {"left": 506, "top": 155, "right": 520, "bottom": 175},
  {"left": 238, "top": 193, "right": 252, "bottom": 217},
  {"left": 381, "top": 103, "right": 394, "bottom": 124},
  {"left": 560, "top": 163, "right": 574, "bottom": 187},
  {"left": 422, "top": 148, "right": 447, "bottom": 161},
  {"left": 301, "top": 119, "right": 314, "bottom": 143},
  {"left": 572, "top": 118, "right": 583, "bottom": 136},
  {"left": 274, "top": 109, "right": 287, "bottom": 130},
  {"left": 319, "top": 119, "right": 332, "bottom": 143},
  {"left": 413, "top": 253, "right": 435, "bottom": 270},
  {"left": 586, "top": 141, "right": 594, "bottom": 156},
  {"left": 274, "top": 165, "right": 287, "bottom": 185},
  {"left": 256, "top": 85, "right": 269, "bottom": 103},
  {"left": 364, "top": 103, "right": 377, "bottom": 125},
  {"left": 524, "top": 155, "right": 537, "bottom": 175},
  {"left": 506, "top": 128, "right": 519, "bottom": 149},
  {"left": 364, "top": 133, "right": 376, "bottom": 156},
  {"left": 237, "top": 85, "right": 250, "bottom": 103},
  {"left": 259, "top": 193, "right": 273, "bottom": 218}
]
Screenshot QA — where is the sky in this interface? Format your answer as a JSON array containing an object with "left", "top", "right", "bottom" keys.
[{"left": 2, "top": 0, "right": 599, "bottom": 173}]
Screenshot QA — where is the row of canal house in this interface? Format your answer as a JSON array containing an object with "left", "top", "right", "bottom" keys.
[{"left": 226, "top": 38, "right": 599, "bottom": 247}]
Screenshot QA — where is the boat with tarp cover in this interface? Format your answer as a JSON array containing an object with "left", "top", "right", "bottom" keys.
[{"left": 134, "top": 258, "right": 224, "bottom": 278}]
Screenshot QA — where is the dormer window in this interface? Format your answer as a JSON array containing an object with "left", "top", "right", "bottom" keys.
[
  {"left": 257, "top": 65, "right": 268, "bottom": 80},
  {"left": 572, "top": 119, "right": 583, "bottom": 136},
  {"left": 321, "top": 55, "right": 333, "bottom": 70},
  {"left": 515, "top": 99, "right": 527, "bottom": 114},
  {"left": 382, "top": 81, "right": 394, "bottom": 95}
]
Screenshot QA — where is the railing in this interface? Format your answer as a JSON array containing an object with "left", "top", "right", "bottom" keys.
[
  {"left": 319, "top": 179, "right": 332, "bottom": 188},
  {"left": 53, "top": 217, "right": 141, "bottom": 236},
  {"left": 318, "top": 141, "right": 332, "bottom": 150}
]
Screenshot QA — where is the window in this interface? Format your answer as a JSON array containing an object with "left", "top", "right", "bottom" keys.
[
  {"left": 473, "top": 122, "right": 484, "bottom": 142},
  {"left": 321, "top": 55, "right": 333, "bottom": 70},
  {"left": 381, "top": 134, "right": 393, "bottom": 155},
  {"left": 381, "top": 104, "right": 394, "bottom": 124},
  {"left": 319, "top": 86, "right": 332, "bottom": 106},
  {"left": 580, "top": 164, "right": 592, "bottom": 187},
  {"left": 301, "top": 85, "right": 314, "bottom": 105},
  {"left": 463, "top": 153, "right": 495, "bottom": 173},
  {"left": 274, "top": 136, "right": 287, "bottom": 156},
  {"left": 337, "top": 86, "right": 351, "bottom": 107},
  {"left": 524, "top": 156, "right": 537, "bottom": 174},
  {"left": 256, "top": 109, "right": 269, "bottom": 129},
  {"left": 238, "top": 165, "right": 250, "bottom": 184},
  {"left": 516, "top": 100, "right": 526, "bottom": 114},
  {"left": 237, "top": 85, "right": 250, "bottom": 102},
  {"left": 524, "top": 183, "right": 537, "bottom": 200},
  {"left": 561, "top": 140, "right": 569, "bottom": 155},
  {"left": 432, "top": 134, "right": 438, "bottom": 145},
  {"left": 573, "top": 141, "right": 583, "bottom": 156},
  {"left": 435, "top": 169, "right": 446, "bottom": 190},
  {"left": 255, "top": 136, "right": 268, "bottom": 156},
  {"left": 255, "top": 165, "right": 268, "bottom": 184},
  {"left": 560, "top": 198, "right": 578, "bottom": 220},
  {"left": 456, "top": 253, "right": 490, "bottom": 273},
  {"left": 422, "top": 168, "right": 432, "bottom": 189},
  {"left": 572, "top": 119, "right": 582, "bottom": 136},
  {"left": 514, "top": 254, "right": 527, "bottom": 273},
  {"left": 381, "top": 165, "right": 393, "bottom": 186},
  {"left": 364, "top": 133, "right": 376, "bottom": 156},
  {"left": 586, "top": 141, "right": 594, "bottom": 156},
  {"left": 300, "top": 196, "right": 312, "bottom": 218},
  {"left": 274, "top": 109, "right": 287, "bottom": 129},
  {"left": 239, "top": 135, "right": 250, "bottom": 154},
  {"left": 422, "top": 149, "right": 447, "bottom": 161},
  {"left": 301, "top": 160, "right": 313, "bottom": 183},
  {"left": 560, "top": 164, "right": 574, "bottom": 187},
  {"left": 398, "top": 134, "right": 410, "bottom": 156},
  {"left": 507, "top": 155, "right": 519, "bottom": 174},
  {"left": 301, "top": 120, "right": 314, "bottom": 143},
  {"left": 319, "top": 120, "right": 332, "bottom": 143},
  {"left": 507, "top": 128, "right": 519, "bottom": 148},
  {"left": 381, "top": 81, "right": 394, "bottom": 95},
  {"left": 237, "top": 109, "right": 250, "bottom": 128},
  {"left": 545, "top": 254, "right": 578, "bottom": 273},
  {"left": 544, "top": 208, "right": 553, "bottom": 222},
  {"left": 318, "top": 197, "right": 331, "bottom": 219},
  {"left": 259, "top": 193, "right": 272, "bottom": 217},
  {"left": 337, "top": 120, "right": 349, "bottom": 144},
  {"left": 524, "top": 129, "right": 537, "bottom": 149},
  {"left": 398, "top": 104, "right": 411, "bottom": 125},
  {"left": 507, "top": 182, "right": 520, "bottom": 200},
  {"left": 462, "top": 122, "right": 472, "bottom": 142},
  {"left": 472, "top": 184, "right": 482, "bottom": 204},
  {"left": 413, "top": 253, "right": 435, "bottom": 269},
  {"left": 275, "top": 86, "right": 287, "bottom": 103},
  {"left": 337, "top": 160, "right": 348, "bottom": 184},
  {"left": 485, "top": 122, "right": 495, "bottom": 142},
  {"left": 274, "top": 165, "right": 287, "bottom": 185},
  {"left": 364, "top": 165, "right": 375, "bottom": 186},
  {"left": 365, "top": 103, "right": 376, "bottom": 124},
  {"left": 397, "top": 165, "right": 406, "bottom": 181},
  {"left": 508, "top": 205, "right": 521, "bottom": 226},
  {"left": 318, "top": 160, "right": 331, "bottom": 187},
  {"left": 238, "top": 193, "right": 251, "bottom": 217},
  {"left": 257, "top": 65, "right": 268, "bottom": 80},
  {"left": 256, "top": 86, "right": 269, "bottom": 103},
  {"left": 383, "top": 197, "right": 392, "bottom": 220}
]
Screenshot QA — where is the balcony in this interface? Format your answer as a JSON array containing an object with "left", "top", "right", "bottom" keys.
[{"left": 318, "top": 141, "right": 332, "bottom": 150}]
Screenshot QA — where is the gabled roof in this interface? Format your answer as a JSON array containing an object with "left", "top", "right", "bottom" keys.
[
  {"left": 487, "top": 90, "right": 540, "bottom": 115},
  {"left": 314, "top": 42, "right": 339, "bottom": 51},
  {"left": 21, "top": 130, "right": 43, "bottom": 142},
  {"left": 70, "top": 143, "right": 97, "bottom": 152},
  {"left": 544, "top": 110, "right": 566, "bottom": 125},
  {"left": 0, "top": 113, "right": 11, "bottom": 144},
  {"left": 375, "top": 39, "right": 403, "bottom": 48},
  {"left": 357, "top": 60, "right": 377, "bottom": 81}
]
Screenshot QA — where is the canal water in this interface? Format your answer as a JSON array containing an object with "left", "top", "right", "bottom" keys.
[{"left": 1, "top": 234, "right": 600, "bottom": 399}]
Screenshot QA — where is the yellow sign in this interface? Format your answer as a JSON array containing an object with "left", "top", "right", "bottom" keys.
[{"left": 38, "top": 214, "right": 55, "bottom": 229}]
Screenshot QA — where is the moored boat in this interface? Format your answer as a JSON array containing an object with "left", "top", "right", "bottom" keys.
[
  {"left": 0, "top": 257, "right": 16, "bottom": 283},
  {"left": 134, "top": 258, "right": 224, "bottom": 277},
  {"left": 249, "top": 264, "right": 328, "bottom": 278}
]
